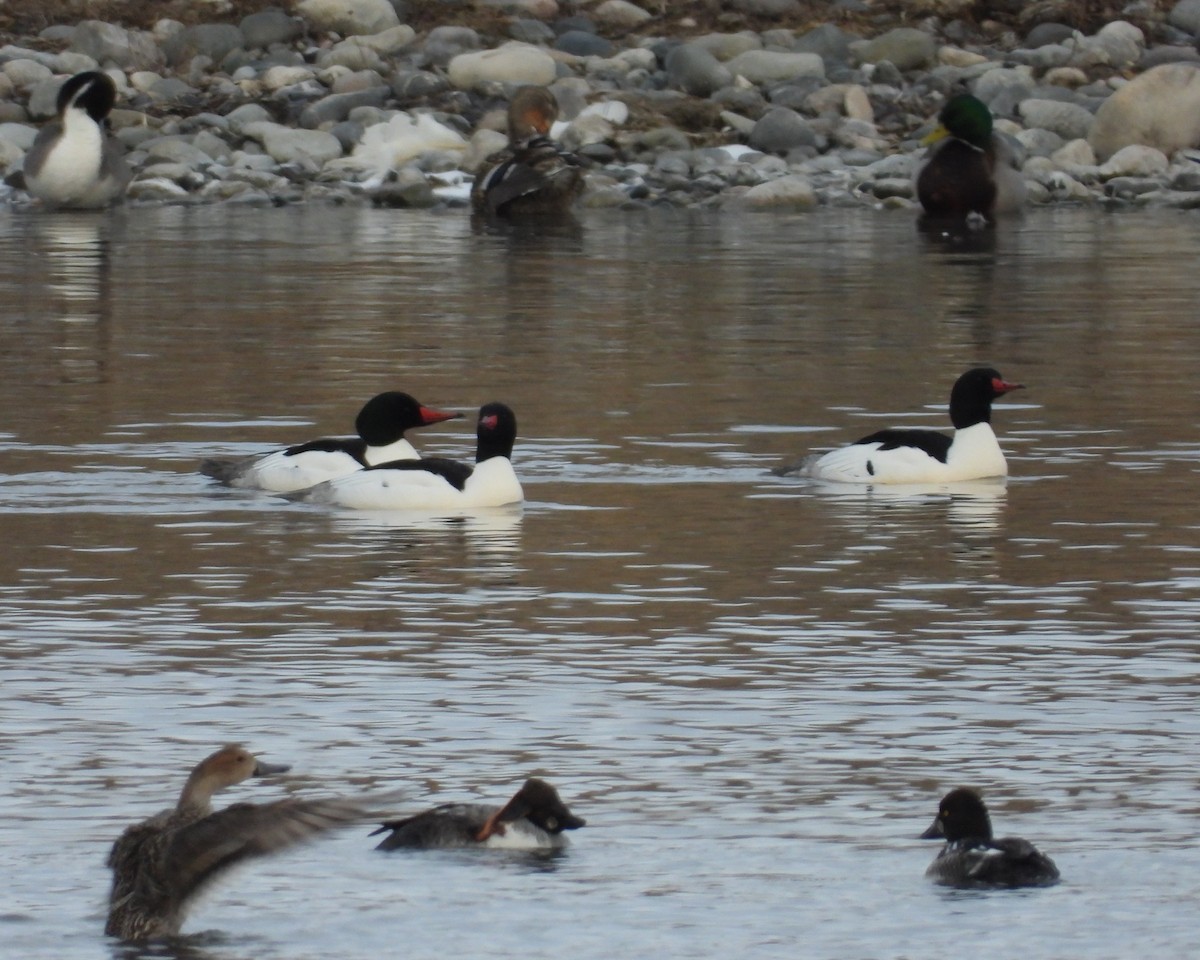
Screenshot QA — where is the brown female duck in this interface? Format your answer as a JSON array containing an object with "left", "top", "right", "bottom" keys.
[
  {"left": 105, "top": 745, "right": 365, "bottom": 941},
  {"left": 471, "top": 86, "right": 585, "bottom": 216}
]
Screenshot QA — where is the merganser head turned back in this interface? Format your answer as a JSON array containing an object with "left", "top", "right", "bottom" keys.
[
  {"left": 471, "top": 86, "right": 585, "bottom": 217},
  {"left": 289, "top": 401, "right": 524, "bottom": 510},
  {"left": 23, "top": 70, "right": 132, "bottom": 209},
  {"left": 105, "top": 745, "right": 367, "bottom": 941},
  {"left": 782, "top": 367, "right": 1024, "bottom": 484},
  {"left": 919, "top": 787, "right": 1060, "bottom": 888},
  {"left": 200, "top": 391, "right": 461, "bottom": 493},
  {"left": 372, "top": 778, "right": 585, "bottom": 851}
]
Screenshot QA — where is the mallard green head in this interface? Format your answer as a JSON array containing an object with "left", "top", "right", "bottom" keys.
[{"left": 923, "top": 94, "right": 993, "bottom": 150}]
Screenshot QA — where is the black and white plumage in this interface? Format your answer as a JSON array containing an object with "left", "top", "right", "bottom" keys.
[
  {"left": 288, "top": 402, "right": 523, "bottom": 510},
  {"left": 785, "top": 367, "right": 1024, "bottom": 484},
  {"left": 23, "top": 71, "right": 131, "bottom": 209},
  {"left": 200, "top": 392, "right": 460, "bottom": 493},
  {"left": 372, "top": 778, "right": 585, "bottom": 851},
  {"left": 919, "top": 787, "right": 1060, "bottom": 889}
]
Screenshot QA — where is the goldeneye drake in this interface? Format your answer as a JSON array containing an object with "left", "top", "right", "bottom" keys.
[
  {"left": 105, "top": 745, "right": 367, "bottom": 941},
  {"left": 920, "top": 787, "right": 1060, "bottom": 889},
  {"left": 23, "top": 70, "right": 132, "bottom": 209},
  {"left": 200, "top": 392, "right": 460, "bottom": 493},
  {"left": 287, "top": 401, "right": 523, "bottom": 510},
  {"left": 916, "top": 93, "right": 1027, "bottom": 222},
  {"left": 783, "top": 367, "right": 1024, "bottom": 484},
  {"left": 371, "top": 778, "right": 585, "bottom": 851},
  {"left": 471, "top": 85, "right": 585, "bottom": 217}
]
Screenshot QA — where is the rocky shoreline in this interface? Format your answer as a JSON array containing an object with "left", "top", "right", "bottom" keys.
[{"left": 3, "top": 0, "right": 1200, "bottom": 212}]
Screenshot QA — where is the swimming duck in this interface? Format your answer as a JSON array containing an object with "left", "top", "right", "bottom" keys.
[
  {"left": 471, "top": 86, "right": 585, "bottom": 216},
  {"left": 916, "top": 93, "right": 1026, "bottom": 221},
  {"left": 920, "top": 787, "right": 1061, "bottom": 888},
  {"left": 288, "top": 401, "right": 523, "bottom": 510},
  {"left": 200, "top": 392, "right": 461, "bottom": 493},
  {"left": 372, "top": 778, "right": 585, "bottom": 851},
  {"left": 105, "top": 745, "right": 366, "bottom": 941},
  {"left": 23, "top": 70, "right": 132, "bottom": 209},
  {"left": 785, "top": 367, "right": 1023, "bottom": 484}
]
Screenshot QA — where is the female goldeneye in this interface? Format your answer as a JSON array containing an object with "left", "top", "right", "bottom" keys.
[
  {"left": 919, "top": 787, "right": 1060, "bottom": 888},
  {"left": 471, "top": 85, "right": 585, "bottom": 217},
  {"left": 786, "top": 367, "right": 1023, "bottom": 484},
  {"left": 105, "top": 745, "right": 366, "bottom": 941},
  {"left": 23, "top": 70, "right": 132, "bottom": 209},
  {"left": 916, "top": 93, "right": 1026, "bottom": 221},
  {"left": 289, "top": 401, "right": 523, "bottom": 510},
  {"left": 200, "top": 392, "right": 460, "bottom": 493},
  {"left": 372, "top": 778, "right": 585, "bottom": 851}
]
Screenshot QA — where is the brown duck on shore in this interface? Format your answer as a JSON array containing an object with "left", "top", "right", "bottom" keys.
[
  {"left": 105, "top": 745, "right": 366, "bottom": 941},
  {"left": 471, "top": 86, "right": 585, "bottom": 216}
]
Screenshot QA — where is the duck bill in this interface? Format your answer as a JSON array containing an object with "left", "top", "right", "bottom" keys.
[
  {"left": 252, "top": 759, "right": 291, "bottom": 777},
  {"left": 561, "top": 812, "right": 586, "bottom": 830},
  {"left": 992, "top": 378, "right": 1025, "bottom": 395},
  {"left": 420, "top": 406, "right": 462, "bottom": 425},
  {"left": 921, "top": 124, "right": 951, "bottom": 147},
  {"left": 919, "top": 818, "right": 945, "bottom": 840}
]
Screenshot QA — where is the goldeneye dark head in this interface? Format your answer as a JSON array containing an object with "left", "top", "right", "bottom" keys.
[
  {"left": 476, "top": 778, "right": 586, "bottom": 841},
  {"left": 57, "top": 70, "right": 118, "bottom": 123},
  {"left": 949, "top": 367, "right": 1024, "bottom": 429},
  {"left": 920, "top": 786, "right": 993, "bottom": 842}
]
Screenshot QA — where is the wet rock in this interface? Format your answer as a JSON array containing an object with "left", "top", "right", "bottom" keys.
[
  {"left": 447, "top": 43, "right": 558, "bottom": 89},
  {"left": 297, "top": 0, "right": 400, "bottom": 35},
  {"left": 300, "top": 88, "right": 390, "bottom": 127},
  {"left": 595, "top": 1, "right": 652, "bottom": 29},
  {"left": 243, "top": 122, "right": 343, "bottom": 164},
  {"left": 794, "top": 24, "right": 855, "bottom": 65},
  {"left": 1018, "top": 99, "right": 1094, "bottom": 140},
  {"left": 1098, "top": 144, "right": 1169, "bottom": 179},
  {"left": 725, "top": 50, "right": 825, "bottom": 85},
  {"left": 731, "top": 173, "right": 817, "bottom": 209},
  {"left": 424, "top": 26, "right": 481, "bottom": 66},
  {"left": 240, "top": 9, "right": 304, "bottom": 48},
  {"left": 853, "top": 28, "right": 937, "bottom": 71},
  {"left": 1025, "top": 22, "right": 1075, "bottom": 47},
  {"left": 691, "top": 32, "right": 763, "bottom": 61},
  {"left": 1168, "top": 0, "right": 1200, "bottom": 36},
  {"left": 163, "top": 25, "right": 246, "bottom": 67},
  {"left": 556, "top": 31, "right": 615, "bottom": 58},
  {"left": 665, "top": 44, "right": 732, "bottom": 97},
  {"left": 728, "top": 0, "right": 802, "bottom": 15},
  {"left": 70, "top": 21, "right": 162, "bottom": 71},
  {"left": 510, "top": 19, "right": 556, "bottom": 43},
  {"left": 749, "top": 107, "right": 817, "bottom": 154},
  {"left": 1089, "top": 62, "right": 1200, "bottom": 160}
]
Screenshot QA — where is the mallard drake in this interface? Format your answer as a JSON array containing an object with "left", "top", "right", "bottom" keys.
[
  {"left": 471, "top": 86, "right": 585, "bottom": 216},
  {"left": 916, "top": 94, "right": 1026, "bottom": 220},
  {"left": 288, "top": 402, "right": 523, "bottom": 510},
  {"left": 372, "top": 778, "right": 585, "bottom": 850},
  {"left": 200, "top": 392, "right": 461, "bottom": 493},
  {"left": 23, "top": 71, "right": 131, "bottom": 209},
  {"left": 780, "top": 367, "right": 1023, "bottom": 484},
  {"left": 920, "top": 787, "right": 1061, "bottom": 888},
  {"left": 105, "top": 745, "right": 366, "bottom": 941}
]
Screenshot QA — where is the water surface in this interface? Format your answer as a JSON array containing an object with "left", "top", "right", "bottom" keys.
[{"left": 1, "top": 205, "right": 1198, "bottom": 959}]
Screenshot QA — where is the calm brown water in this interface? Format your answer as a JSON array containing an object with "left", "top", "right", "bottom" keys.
[{"left": 1, "top": 204, "right": 1198, "bottom": 959}]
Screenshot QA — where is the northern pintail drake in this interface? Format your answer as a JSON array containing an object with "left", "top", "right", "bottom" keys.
[
  {"left": 23, "top": 70, "right": 132, "bottom": 209},
  {"left": 916, "top": 93, "right": 1026, "bottom": 222},
  {"left": 200, "top": 392, "right": 461, "bottom": 493},
  {"left": 787, "top": 367, "right": 1023, "bottom": 484},
  {"left": 105, "top": 745, "right": 367, "bottom": 941},
  {"left": 288, "top": 401, "right": 523, "bottom": 510},
  {"left": 372, "top": 778, "right": 585, "bottom": 851},
  {"left": 471, "top": 86, "right": 585, "bottom": 217},
  {"left": 920, "top": 787, "right": 1060, "bottom": 888}
]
